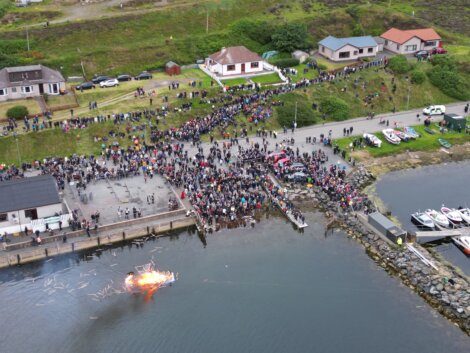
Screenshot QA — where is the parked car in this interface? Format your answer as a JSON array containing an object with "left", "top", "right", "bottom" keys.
[
  {"left": 99, "top": 78, "right": 119, "bottom": 88},
  {"left": 423, "top": 105, "right": 446, "bottom": 116},
  {"left": 75, "top": 82, "right": 95, "bottom": 90},
  {"left": 117, "top": 74, "right": 132, "bottom": 82},
  {"left": 91, "top": 75, "right": 110, "bottom": 84},
  {"left": 414, "top": 50, "right": 429, "bottom": 59},
  {"left": 134, "top": 71, "right": 153, "bottom": 80},
  {"left": 286, "top": 172, "right": 308, "bottom": 183},
  {"left": 431, "top": 47, "right": 447, "bottom": 55}
]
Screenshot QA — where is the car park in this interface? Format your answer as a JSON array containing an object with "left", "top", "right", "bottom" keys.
[
  {"left": 117, "top": 74, "right": 132, "bottom": 82},
  {"left": 134, "top": 71, "right": 153, "bottom": 80},
  {"left": 423, "top": 105, "right": 446, "bottom": 116},
  {"left": 75, "top": 82, "right": 95, "bottom": 90},
  {"left": 91, "top": 75, "right": 110, "bottom": 84},
  {"left": 99, "top": 78, "right": 119, "bottom": 88}
]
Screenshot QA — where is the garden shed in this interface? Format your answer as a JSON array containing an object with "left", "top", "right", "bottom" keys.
[{"left": 165, "top": 61, "right": 181, "bottom": 76}]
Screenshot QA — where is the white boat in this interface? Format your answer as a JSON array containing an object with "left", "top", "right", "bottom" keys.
[
  {"left": 457, "top": 208, "right": 470, "bottom": 225},
  {"left": 452, "top": 236, "right": 470, "bottom": 255},
  {"left": 392, "top": 130, "right": 409, "bottom": 141},
  {"left": 404, "top": 127, "right": 420, "bottom": 139},
  {"left": 363, "top": 133, "right": 382, "bottom": 147},
  {"left": 411, "top": 212, "right": 435, "bottom": 229},
  {"left": 382, "top": 129, "right": 401, "bottom": 145},
  {"left": 441, "top": 206, "right": 463, "bottom": 224},
  {"left": 425, "top": 209, "right": 450, "bottom": 228}
]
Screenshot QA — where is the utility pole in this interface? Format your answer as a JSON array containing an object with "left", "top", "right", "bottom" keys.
[
  {"left": 26, "top": 26, "right": 30, "bottom": 51},
  {"left": 81, "top": 61, "right": 87, "bottom": 80},
  {"left": 206, "top": 9, "right": 209, "bottom": 34},
  {"left": 406, "top": 86, "right": 411, "bottom": 110},
  {"left": 294, "top": 101, "right": 298, "bottom": 128}
]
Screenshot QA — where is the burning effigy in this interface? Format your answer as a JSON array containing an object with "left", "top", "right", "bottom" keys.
[{"left": 124, "top": 263, "right": 175, "bottom": 296}]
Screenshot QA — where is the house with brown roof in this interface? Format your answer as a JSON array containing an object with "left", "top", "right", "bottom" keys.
[
  {"left": 0, "top": 64, "right": 65, "bottom": 102},
  {"left": 205, "top": 46, "right": 265, "bottom": 77},
  {"left": 380, "top": 28, "right": 441, "bottom": 54}
]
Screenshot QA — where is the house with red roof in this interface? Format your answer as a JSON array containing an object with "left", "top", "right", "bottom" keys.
[
  {"left": 205, "top": 46, "right": 265, "bottom": 77},
  {"left": 380, "top": 28, "right": 441, "bottom": 54}
]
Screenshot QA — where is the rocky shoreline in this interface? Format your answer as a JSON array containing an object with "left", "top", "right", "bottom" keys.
[{"left": 286, "top": 165, "right": 470, "bottom": 334}]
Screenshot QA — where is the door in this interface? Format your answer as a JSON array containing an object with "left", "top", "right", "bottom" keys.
[
  {"left": 39, "top": 84, "right": 44, "bottom": 94},
  {"left": 241, "top": 63, "right": 245, "bottom": 73}
]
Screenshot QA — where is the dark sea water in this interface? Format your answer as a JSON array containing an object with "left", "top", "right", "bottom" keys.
[
  {"left": 0, "top": 214, "right": 468, "bottom": 353},
  {"left": 375, "top": 161, "right": 470, "bottom": 274}
]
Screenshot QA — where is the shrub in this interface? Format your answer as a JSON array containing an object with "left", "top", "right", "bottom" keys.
[
  {"left": 319, "top": 97, "right": 349, "bottom": 121},
  {"left": 317, "top": 63, "right": 327, "bottom": 70},
  {"left": 230, "top": 19, "right": 274, "bottom": 45},
  {"left": 388, "top": 55, "right": 412, "bottom": 74},
  {"left": 410, "top": 70, "right": 425, "bottom": 84},
  {"left": 430, "top": 55, "right": 456, "bottom": 70},
  {"left": 427, "top": 66, "right": 470, "bottom": 100},
  {"left": 271, "top": 23, "right": 308, "bottom": 53},
  {"left": 7, "top": 105, "right": 29, "bottom": 120},
  {"left": 271, "top": 58, "right": 299, "bottom": 68},
  {"left": 276, "top": 95, "right": 318, "bottom": 128}
]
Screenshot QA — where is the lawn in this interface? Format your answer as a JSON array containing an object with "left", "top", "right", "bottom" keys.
[
  {"left": 220, "top": 77, "right": 248, "bottom": 86},
  {"left": 286, "top": 64, "right": 319, "bottom": 83},
  {"left": 250, "top": 73, "right": 283, "bottom": 85},
  {"left": 0, "top": 99, "right": 41, "bottom": 120},
  {"left": 45, "top": 94, "right": 77, "bottom": 110},
  {"left": 334, "top": 124, "right": 470, "bottom": 159}
]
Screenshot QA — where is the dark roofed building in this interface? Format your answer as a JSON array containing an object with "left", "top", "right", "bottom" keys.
[
  {"left": 165, "top": 61, "right": 181, "bottom": 76},
  {"left": 0, "top": 64, "right": 65, "bottom": 102},
  {"left": 205, "top": 46, "right": 265, "bottom": 77},
  {"left": 0, "top": 175, "right": 64, "bottom": 234}
]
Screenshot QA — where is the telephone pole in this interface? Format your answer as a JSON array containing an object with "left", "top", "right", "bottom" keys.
[
  {"left": 26, "top": 26, "right": 30, "bottom": 51},
  {"left": 206, "top": 9, "right": 209, "bottom": 33}
]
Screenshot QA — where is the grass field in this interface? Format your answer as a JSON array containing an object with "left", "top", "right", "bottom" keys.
[
  {"left": 220, "top": 77, "right": 248, "bottom": 86},
  {"left": 45, "top": 94, "right": 77, "bottom": 109},
  {"left": 335, "top": 124, "right": 470, "bottom": 159},
  {"left": 250, "top": 73, "right": 282, "bottom": 85},
  {"left": 0, "top": 99, "right": 41, "bottom": 120}
]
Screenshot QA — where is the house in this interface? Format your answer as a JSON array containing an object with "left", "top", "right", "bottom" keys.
[
  {"left": 380, "top": 28, "right": 441, "bottom": 54},
  {"left": 205, "top": 46, "right": 265, "bottom": 77},
  {"left": 318, "top": 35, "right": 379, "bottom": 61},
  {"left": 292, "top": 50, "right": 309, "bottom": 64},
  {"left": 0, "top": 175, "right": 69, "bottom": 234},
  {"left": 165, "top": 61, "right": 181, "bottom": 76},
  {"left": 0, "top": 64, "right": 65, "bottom": 102}
]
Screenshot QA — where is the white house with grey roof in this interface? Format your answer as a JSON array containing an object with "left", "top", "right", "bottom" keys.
[
  {"left": 318, "top": 35, "right": 380, "bottom": 62},
  {"left": 0, "top": 64, "right": 65, "bottom": 102},
  {"left": 0, "top": 175, "right": 69, "bottom": 235}
]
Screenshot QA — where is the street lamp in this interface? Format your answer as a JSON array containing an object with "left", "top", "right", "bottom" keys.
[{"left": 14, "top": 133, "right": 21, "bottom": 166}]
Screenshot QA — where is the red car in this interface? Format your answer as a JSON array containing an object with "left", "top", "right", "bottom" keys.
[{"left": 431, "top": 47, "right": 447, "bottom": 55}]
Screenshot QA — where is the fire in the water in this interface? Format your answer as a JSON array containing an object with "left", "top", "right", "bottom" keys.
[{"left": 125, "top": 263, "right": 175, "bottom": 296}]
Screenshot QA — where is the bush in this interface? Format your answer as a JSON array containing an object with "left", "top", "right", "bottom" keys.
[
  {"left": 410, "top": 70, "right": 425, "bottom": 84},
  {"left": 276, "top": 94, "right": 318, "bottom": 128},
  {"left": 271, "top": 23, "right": 309, "bottom": 53},
  {"left": 430, "top": 55, "right": 456, "bottom": 70},
  {"left": 317, "top": 63, "right": 327, "bottom": 70},
  {"left": 388, "top": 55, "right": 412, "bottom": 74},
  {"left": 7, "top": 105, "right": 29, "bottom": 120},
  {"left": 230, "top": 19, "right": 274, "bottom": 45},
  {"left": 427, "top": 66, "right": 469, "bottom": 100},
  {"left": 271, "top": 58, "right": 299, "bottom": 68},
  {"left": 319, "top": 97, "right": 349, "bottom": 121}
]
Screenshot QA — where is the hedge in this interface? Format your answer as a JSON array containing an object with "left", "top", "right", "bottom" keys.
[{"left": 7, "top": 105, "right": 29, "bottom": 120}]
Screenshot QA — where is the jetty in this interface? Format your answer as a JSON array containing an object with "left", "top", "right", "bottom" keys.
[{"left": 414, "top": 227, "right": 470, "bottom": 244}]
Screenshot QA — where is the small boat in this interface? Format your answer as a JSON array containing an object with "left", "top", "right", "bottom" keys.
[
  {"left": 411, "top": 212, "right": 435, "bottom": 229},
  {"left": 438, "top": 138, "right": 452, "bottom": 149},
  {"left": 382, "top": 129, "right": 401, "bottom": 145},
  {"left": 392, "top": 130, "right": 409, "bottom": 141},
  {"left": 404, "top": 126, "right": 420, "bottom": 139},
  {"left": 425, "top": 209, "right": 450, "bottom": 228},
  {"left": 441, "top": 206, "right": 463, "bottom": 224},
  {"left": 452, "top": 236, "right": 470, "bottom": 255},
  {"left": 363, "top": 133, "right": 382, "bottom": 147},
  {"left": 424, "top": 127, "right": 435, "bottom": 135},
  {"left": 457, "top": 208, "right": 470, "bottom": 224}
]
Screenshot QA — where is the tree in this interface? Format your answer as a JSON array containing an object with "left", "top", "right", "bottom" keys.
[
  {"left": 271, "top": 23, "right": 308, "bottom": 53},
  {"left": 388, "top": 55, "right": 412, "bottom": 74},
  {"left": 7, "top": 105, "right": 29, "bottom": 120},
  {"left": 427, "top": 66, "right": 469, "bottom": 100},
  {"left": 410, "top": 70, "right": 425, "bottom": 84},
  {"left": 319, "top": 97, "right": 349, "bottom": 121}
]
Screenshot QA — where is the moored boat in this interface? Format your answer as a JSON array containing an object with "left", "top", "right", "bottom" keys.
[
  {"left": 441, "top": 206, "right": 463, "bottom": 224},
  {"left": 382, "top": 129, "right": 401, "bottom": 145},
  {"left": 457, "top": 208, "right": 470, "bottom": 225},
  {"left": 438, "top": 138, "right": 452, "bottom": 149},
  {"left": 411, "top": 212, "right": 435, "bottom": 229},
  {"left": 452, "top": 236, "right": 470, "bottom": 255},
  {"left": 425, "top": 209, "right": 450, "bottom": 228}
]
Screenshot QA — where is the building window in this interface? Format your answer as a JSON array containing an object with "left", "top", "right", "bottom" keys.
[
  {"left": 25, "top": 208, "right": 38, "bottom": 220},
  {"left": 339, "top": 51, "right": 350, "bottom": 59},
  {"left": 385, "top": 40, "right": 389, "bottom": 46},
  {"left": 0, "top": 88, "right": 7, "bottom": 96},
  {"left": 12, "top": 87, "right": 17, "bottom": 93},
  {"left": 353, "top": 51, "right": 358, "bottom": 55},
  {"left": 358, "top": 49, "right": 363, "bottom": 54},
  {"left": 21, "top": 86, "right": 33, "bottom": 93},
  {"left": 49, "top": 83, "right": 59, "bottom": 94},
  {"left": 397, "top": 44, "right": 400, "bottom": 50},
  {"left": 368, "top": 48, "right": 373, "bottom": 53},
  {"left": 424, "top": 41, "right": 436, "bottom": 47},
  {"left": 0, "top": 213, "right": 7, "bottom": 222},
  {"left": 405, "top": 45, "right": 417, "bottom": 51},
  {"left": 227, "top": 65, "right": 236, "bottom": 71},
  {"left": 321, "top": 46, "right": 325, "bottom": 53},
  {"left": 250, "top": 62, "right": 259, "bottom": 68}
]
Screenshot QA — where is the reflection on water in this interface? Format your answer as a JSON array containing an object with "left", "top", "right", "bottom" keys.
[
  {"left": 0, "top": 213, "right": 468, "bottom": 353},
  {"left": 375, "top": 161, "right": 470, "bottom": 274}
]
